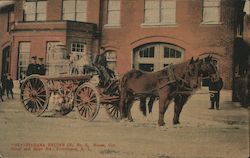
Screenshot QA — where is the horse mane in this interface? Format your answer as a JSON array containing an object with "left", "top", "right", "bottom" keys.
[{"left": 163, "top": 60, "right": 191, "bottom": 78}]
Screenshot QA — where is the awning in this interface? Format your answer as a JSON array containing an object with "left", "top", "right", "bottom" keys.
[{"left": 0, "top": 1, "right": 15, "bottom": 10}]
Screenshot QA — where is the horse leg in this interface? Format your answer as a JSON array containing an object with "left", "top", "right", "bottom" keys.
[
  {"left": 158, "top": 96, "right": 171, "bottom": 126},
  {"left": 119, "top": 90, "right": 128, "bottom": 120},
  {"left": 173, "top": 95, "right": 189, "bottom": 124},
  {"left": 139, "top": 97, "right": 147, "bottom": 116},
  {"left": 148, "top": 96, "right": 155, "bottom": 114},
  {"left": 127, "top": 96, "right": 135, "bottom": 122}
]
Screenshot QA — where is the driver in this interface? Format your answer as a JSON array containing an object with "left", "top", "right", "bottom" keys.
[{"left": 94, "top": 49, "right": 116, "bottom": 86}]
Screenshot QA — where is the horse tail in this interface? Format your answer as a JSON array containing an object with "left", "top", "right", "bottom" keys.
[
  {"left": 119, "top": 72, "right": 131, "bottom": 118},
  {"left": 119, "top": 70, "right": 140, "bottom": 118}
]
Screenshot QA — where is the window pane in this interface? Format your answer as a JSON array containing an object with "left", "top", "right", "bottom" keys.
[
  {"left": 176, "top": 51, "right": 181, "bottom": 58},
  {"left": 108, "top": 0, "right": 120, "bottom": 10},
  {"left": 164, "top": 47, "right": 170, "bottom": 58},
  {"left": 20, "top": 42, "right": 31, "bottom": 52},
  {"left": 19, "top": 42, "right": 30, "bottom": 69},
  {"left": 25, "top": 2, "right": 36, "bottom": 14},
  {"left": 76, "top": 13, "right": 86, "bottom": 21},
  {"left": 204, "top": 0, "right": 220, "bottom": 7},
  {"left": 63, "top": 0, "right": 75, "bottom": 13},
  {"left": 37, "top": 13, "right": 46, "bottom": 21},
  {"left": 76, "top": 0, "right": 87, "bottom": 12},
  {"left": 145, "top": 0, "right": 159, "bottom": 9},
  {"left": 161, "top": 8, "right": 176, "bottom": 23},
  {"left": 145, "top": 9, "right": 159, "bottom": 23},
  {"left": 161, "top": 0, "right": 176, "bottom": 9},
  {"left": 149, "top": 47, "right": 155, "bottom": 57},
  {"left": 24, "top": 14, "right": 36, "bottom": 21},
  {"left": 37, "top": 1, "right": 47, "bottom": 13},
  {"left": 203, "top": 0, "right": 220, "bottom": 23},
  {"left": 161, "top": 0, "right": 176, "bottom": 23},
  {"left": 63, "top": 13, "right": 75, "bottom": 20},
  {"left": 170, "top": 49, "right": 175, "bottom": 58},
  {"left": 203, "top": 7, "right": 220, "bottom": 22},
  {"left": 108, "top": 11, "right": 120, "bottom": 25}
]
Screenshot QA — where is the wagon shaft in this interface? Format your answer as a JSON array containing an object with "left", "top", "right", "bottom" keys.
[{"left": 100, "top": 95, "right": 120, "bottom": 104}]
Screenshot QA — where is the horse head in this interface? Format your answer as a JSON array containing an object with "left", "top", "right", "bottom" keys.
[
  {"left": 198, "top": 55, "right": 219, "bottom": 79},
  {"left": 183, "top": 57, "right": 200, "bottom": 89}
]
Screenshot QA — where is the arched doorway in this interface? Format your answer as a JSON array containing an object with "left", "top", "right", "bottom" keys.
[
  {"left": 1, "top": 46, "right": 11, "bottom": 76},
  {"left": 133, "top": 43, "right": 185, "bottom": 72}
]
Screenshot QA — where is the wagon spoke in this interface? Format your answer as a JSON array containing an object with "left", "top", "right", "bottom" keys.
[
  {"left": 89, "top": 95, "right": 96, "bottom": 101},
  {"left": 26, "top": 81, "right": 33, "bottom": 90},
  {"left": 78, "top": 105, "right": 84, "bottom": 112},
  {"left": 88, "top": 103, "right": 97, "bottom": 110},
  {"left": 23, "top": 97, "right": 32, "bottom": 103},
  {"left": 33, "top": 101, "right": 39, "bottom": 112},
  {"left": 87, "top": 108, "right": 92, "bottom": 118},
  {"left": 36, "top": 84, "right": 45, "bottom": 93},
  {"left": 26, "top": 100, "right": 34, "bottom": 111},
  {"left": 36, "top": 99, "right": 43, "bottom": 109},
  {"left": 83, "top": 107, "right": 88, "bottom": 117},
  {"left": 37, "top": 94, "right": 47, "bottom": 97},
  {"left": 110, "top": 107, "right": 116, "bottom": 114},
  {"left": 75, "top": 98, "right": 83, "bottom": 102},
  {"left": 37, "top": 96, "right": 46, "bottom": 104}
]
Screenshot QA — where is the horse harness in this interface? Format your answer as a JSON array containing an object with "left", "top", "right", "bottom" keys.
[
  {"left": 158, "top": 63, "right": 198, "bottom": 93},
  {"left": 134, "top": 63, "right": 197, "bottom": 96}
]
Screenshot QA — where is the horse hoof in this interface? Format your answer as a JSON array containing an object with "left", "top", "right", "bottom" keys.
[
  {"left": 128, "top": 119, "right": 134, "bottom": 122},
  {"left": 173, "top": 121, "right": 180, "bottom": 125},
  {"left": 158, "top": 121, "right": 165, "bottom": 126}
]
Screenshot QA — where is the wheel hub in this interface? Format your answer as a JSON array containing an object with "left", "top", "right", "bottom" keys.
[{"left": 30, "top": 90, "right": 38, "bottom": 98}]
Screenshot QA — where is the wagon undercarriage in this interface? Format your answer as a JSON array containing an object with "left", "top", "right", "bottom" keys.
[{"left": 20, "top": 74, "right": 121, "bottom": 121}]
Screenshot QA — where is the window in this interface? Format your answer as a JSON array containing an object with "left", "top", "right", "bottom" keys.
[
  {"left": 164, "top": 47, "right": 182, "bottom": 58},
  {"left": 134, "top": 43, "right": 184, "bottom": 72},
  {"left": 202, "top": 0, "right": 221, "bottom": 24},
  {"left": 63, "top": 0, "right": 87, "bottom": 22},
  {"left": 139, "top": 47, "right": 155, "bottom": 58},
  {"left": 24, "top": 0, "right": 47, "bottom": 21},
  {"left": 139, "top": 64, "right": 154, "bottom": 72},
  {"left": 71, "top": 42, "right": 86, "bottom": 53},
  {"left": 18, "top": 42, "right": 31, "bottom": 79},
  {"left": 106, "top": 0, "right": 121, "bottom": 26},
  {"left": 105, "top": 51, "right": 117, "bottom": 70},
  {"left": 144, "top": 0, "right": 176, "bottom": 25}
]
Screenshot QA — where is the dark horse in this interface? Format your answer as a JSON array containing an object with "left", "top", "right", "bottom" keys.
[{"left": 119, "top": 56, "right": 218, "bottom": 126}]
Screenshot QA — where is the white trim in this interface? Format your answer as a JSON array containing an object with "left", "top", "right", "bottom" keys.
[{"left": 141, "top": 23, "right": 178, "bottom": 28}]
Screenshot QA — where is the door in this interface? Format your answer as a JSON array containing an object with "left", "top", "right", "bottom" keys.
[{"left": 1, "top": 46, "right": 11, "bottom": 76}]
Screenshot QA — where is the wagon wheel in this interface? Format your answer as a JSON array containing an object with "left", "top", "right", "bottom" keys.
[
  {"left": 104, "top": 80, "right": 121, "bottom": 120},
  {"left": 74, "top": 83, "right": 100, "bottom": 121},
  {"left": 105, "top": 101, "right": 121, "bottom": 121},
  {"left": 20, "top": 75, "right": 49, "bottom": 116}
]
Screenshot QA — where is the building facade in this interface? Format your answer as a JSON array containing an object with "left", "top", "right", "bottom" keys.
[{"left": 0, "top": 0, "right": 246, "bottom": 89}]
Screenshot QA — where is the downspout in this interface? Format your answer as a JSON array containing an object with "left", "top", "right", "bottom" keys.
[{"left": 98, "top": 0, "right": 104, "bottom": 55}]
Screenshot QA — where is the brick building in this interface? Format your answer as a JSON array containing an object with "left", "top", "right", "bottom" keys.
[{"left": 0, "top": 0, "right": 247, "bottom": 89}]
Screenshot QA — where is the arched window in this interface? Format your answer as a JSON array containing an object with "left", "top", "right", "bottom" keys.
[{"left": 133, "top": 43, "right": 184, "bottom": 72}]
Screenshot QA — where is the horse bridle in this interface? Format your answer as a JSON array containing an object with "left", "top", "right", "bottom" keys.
[{"left": 175, "top": 60, "right": 199, "bottom": 92}]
